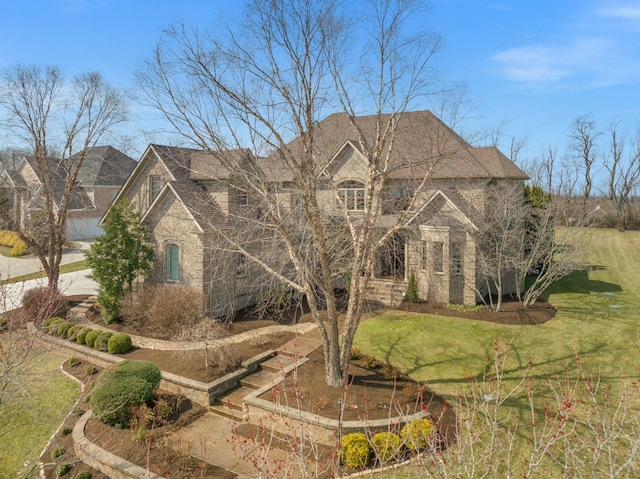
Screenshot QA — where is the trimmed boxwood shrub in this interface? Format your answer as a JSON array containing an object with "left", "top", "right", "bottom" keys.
[
  {"left": 400, "top": 418, "right": 434, "bottom": 452},
  {"left": 74, "top": 472, "right": 92, "bottom": 479},
  {"left": 56, "top": 321, "right": 75, "bottom": 338},
  {"left": 341, "top": 432, "right": 371, "bottom": 469},
  {"left": 56, "top": 463, "right": 72, "bottom": 477},
  {"left": 371, "top": 432, "right": 402, "bottom": 463},
  {"left": 46, "top": 317, "right": 65, "bottom": 333},
  {"left": 51, "top": 446, "right": 66, "bottom": 459},
  {"left": 84, "top": 330, "right": 100, "bottom": 348},
  {"left": 75, "top": 327, "right": 91, "bottom": 344},
  {"left": 66, "top": 324, "right": 82, "bottom": 340},
  {"left": 45, "top": 316, "right": 65, "bottom": 328},
  {"left": 93, "top": 331, "right": 113, "bottom": 351},
  {"left": 90, "top": 360, "right": 161, "bottom": 428},
  {"left": 107, "top": 333, "right": 132, "bottom": 354}
]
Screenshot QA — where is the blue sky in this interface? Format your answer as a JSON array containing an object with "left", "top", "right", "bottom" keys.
[{"left": 1, "top": 0, "right": 639, "bottom": 163}]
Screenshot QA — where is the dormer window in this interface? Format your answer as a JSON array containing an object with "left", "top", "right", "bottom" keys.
[{"left": 338, "top": 181, "right": 365, "bottom": 211}]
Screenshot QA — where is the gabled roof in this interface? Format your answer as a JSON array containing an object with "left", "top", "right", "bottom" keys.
[
  {"left": 141, "top": 180, "right": 226, "bottom": 233},
  {"left": 1, "top": 169, "right": 26, "bottom": 187},
  {"left": 71, "top": 146, "right": 137, "bottom": 186},
  {"left": 413, "top": 190, "right": 478, "bottom": 229}
]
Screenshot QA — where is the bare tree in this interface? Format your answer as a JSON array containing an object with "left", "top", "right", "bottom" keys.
[
  {"left": 0, "top": 65, "right": 126, "bottom": 288},
  {"left": 569, "top": 114, "right": 601, "bottom": 216},
  {"left": 603, "top": 123, "right": 640, "bottom": 230},
  {"left": 137, "top": 0, "right": 451, "bottom": 387}
]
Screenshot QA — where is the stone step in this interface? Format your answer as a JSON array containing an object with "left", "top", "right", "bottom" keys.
[
  {"left": 209, "top": 404, "right": 244, "bottom": 422},
  {"left": 214, "top": 386, "right": 254, "bottom": 411},
  {"left": 276, "top": 337, "right": 322, "bottom": 358},
  {"left": 260, "top": 354, "right": 297, "bottom": 373},
  {"left": 240, "top": 369, "right": 280, "bottom": 389}
]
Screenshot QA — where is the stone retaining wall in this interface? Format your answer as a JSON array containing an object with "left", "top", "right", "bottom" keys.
[{"left": 73, "top": 411, "right": 165, "bottom": 479}]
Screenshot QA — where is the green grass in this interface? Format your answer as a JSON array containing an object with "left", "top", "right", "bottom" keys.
[
  {"left": 0, "top": 345, "right": 79, "bottom": 478},
  {"left": 0, "top": 259, "right": 89, "bottom": 285},
  {"left": 357, "top": 228, "right": 639, "bottom": 393},
  {"left": 355, "top": 228, "right": 640, "bottom": 475}
]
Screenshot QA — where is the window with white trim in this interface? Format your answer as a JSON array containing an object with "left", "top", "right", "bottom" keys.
[{"left": 338, "top": 181, "right": 365, "bottom": 211}]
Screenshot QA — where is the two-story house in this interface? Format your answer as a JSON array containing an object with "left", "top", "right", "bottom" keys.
[
  {"left": 0, "top": 146, "right": 136, "bottom": 240},
  {"left": 108, "top": 111, "right": 528, "bottom": 318}
]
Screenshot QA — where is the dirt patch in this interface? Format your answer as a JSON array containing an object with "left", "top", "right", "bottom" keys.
[
  {"left": 258, "top": 347, "right": 456, "bottom": 433},
  {"left": 117, "top": 332, "right": 294, "bottom": 383},
  {"left": 394, "top": 298, "right": 557, "bottom": 325}
]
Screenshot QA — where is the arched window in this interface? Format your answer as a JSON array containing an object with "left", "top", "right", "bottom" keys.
[
  {"left": 338, "top": 181, "right": 365, "bottom": 211},
  {"left": 167, "top": 244, "right": 179, "bottom": 281}
]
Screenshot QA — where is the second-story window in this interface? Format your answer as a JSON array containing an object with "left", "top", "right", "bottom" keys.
[
  {"left": 237, "top": 190, "right": 249, "bottom": 206},
  {"left": 338, "top": 181, "right": 365, "bottom": 211},
  {"left": 149, "top": 175, "right": 162, "bottom": 204}
]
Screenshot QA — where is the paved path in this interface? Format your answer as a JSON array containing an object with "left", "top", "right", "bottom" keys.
[
  {"left": 0, "top": 248, "right": 88, "bottom": 280},
  {"left": 0, "top": 246, "right": 99, "bottom": 313},
  {"left": 0, "top": 269, "right": 99, "bottom": 313}
]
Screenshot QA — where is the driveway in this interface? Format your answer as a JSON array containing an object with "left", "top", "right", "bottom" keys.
[{"left": 0, "top": 249, "right": 99, "bottom": 314}]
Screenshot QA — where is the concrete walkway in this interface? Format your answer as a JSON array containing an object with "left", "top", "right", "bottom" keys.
[{"left": 0, "top": 248, "right": 88, "bottom": 280}]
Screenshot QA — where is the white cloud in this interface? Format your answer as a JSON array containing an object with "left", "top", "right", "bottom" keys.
[
  {"left": 492, "top": 1, "right": 640, "bottom": 89},
  {"left": 493, "top": 38, "right": 617, "bottom": 85},
  {"left": 594, "top": 4, "right": 640, "bottom": 21}
]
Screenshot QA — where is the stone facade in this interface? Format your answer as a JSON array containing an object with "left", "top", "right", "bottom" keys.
[{"left": 106, "top": 112, "right": 528, "bottom": 318}]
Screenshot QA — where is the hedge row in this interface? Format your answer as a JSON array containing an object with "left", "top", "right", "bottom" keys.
[
  {"left": 0, "top": 230, "right": 27, "bottom": 256},
  {"left": 43, "top": 317, "right": 133, "bottom": 354},
  {"left": 340, "top": 418, "right": 434, "bottom": 469}
]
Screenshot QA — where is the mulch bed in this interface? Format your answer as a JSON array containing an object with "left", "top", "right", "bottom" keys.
[{"left": 37, "top": 294, "right": 554, "bottom": 478}]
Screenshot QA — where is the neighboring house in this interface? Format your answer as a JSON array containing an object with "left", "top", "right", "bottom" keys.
[
  {"left": 0, "top": 146, "right": 136, "bottom": 240},
  {"left": 108, "top": 111, "right": 528, "bottom": 318}
]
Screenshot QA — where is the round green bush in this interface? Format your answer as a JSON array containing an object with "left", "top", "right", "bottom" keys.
[
  {"left": 74, "top": 472, "right": 92, "bottom": 479},
  {"left": 85, "top": 366, "right": 98, "bottom": 376},
  {"left": 60, "top": 426, "right": 72, "bottom": 436},
  {"left": 66, "top": 324, "right": 82, "bottom": 340},
  {"left": 68, "top": 357, "right": 80, "bottom": 367},
  {"left": 371, "top": 432, "right": 402, "bottom": 463},
  {"left": 56, "top": 463, "right": 72, "bottom": 477},
  {"left": 51, "top": 446, "right": 66, "bottom": 460},
  {"left": 400, "top": 418, "right": 434, "bottom": 452},
  {"left": 46, "top": 317, "right": 65, "bottom": 333},
  {"left": 108, "top": 360, "right": 162, "bottom": 386},
  {"left": 93, "top": 331, "right": 113, "bottom": 351},
  {"left": 341, "top": 432, "right": 371, "bottom": 469},
  {"left": 84, "top": 330, "right": 100, "bottom": 348},
  {"left": 45, "top": 316, "right": 65, "bottom": 328},
  {"left": 90, "top": 361, "right": 161, "bottom": 428},
  {"left": 107, "top": 333, "right": 132, "bottom": 354},
  {"left": 56, "top": 321, "right": 74, "bottom": 338},
  {"left": 75, "top": 327, "right": 91, "bottom": 344}
]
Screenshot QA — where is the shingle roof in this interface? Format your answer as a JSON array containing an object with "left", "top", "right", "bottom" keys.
[
  {"left": 264, "top": 110, "right": 524, "bottom": 181},
  {"left": 72, "top": 146, "right": 137, "bottom": 186},
  {"left": 168, "top": 180, "right": 227, "bottom": 231},
  {"left": 150, "top": 145, "right": 252, "bottom": 181}
]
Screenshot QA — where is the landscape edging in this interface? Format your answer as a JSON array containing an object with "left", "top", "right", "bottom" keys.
[{"left": 73, "top": 410, "right": 165, "bottom": 479}]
